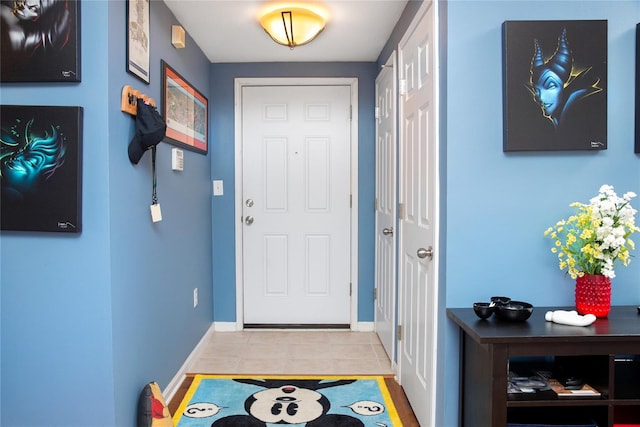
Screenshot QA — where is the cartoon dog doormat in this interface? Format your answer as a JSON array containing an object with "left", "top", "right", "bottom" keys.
[{"left": 173, "top": 375, "right": 403, "bottom": 427}]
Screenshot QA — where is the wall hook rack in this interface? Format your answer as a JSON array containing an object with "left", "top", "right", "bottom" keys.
[{"left": 120, "top": 85, "right": 156, "bottom": 116}]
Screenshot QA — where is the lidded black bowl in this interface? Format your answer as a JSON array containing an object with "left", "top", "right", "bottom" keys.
[{"left": 494, "top": 300, "right": 533, "bottom": 322}]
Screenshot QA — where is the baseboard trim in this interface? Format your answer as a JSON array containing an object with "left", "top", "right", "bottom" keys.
[
  {"left": 213, "top": 321, "right": 241, "bottom": 331},
  {"left": 163, "top": 322, "right": 215, "bottom": 402},
  {"left": 244, "top": 323, "right": 350, "bottom": 329},
  {"left": 352, "top": 321, "right": 374, "bottom": 332},
  {"left": 213, "top": 321, "right": 374, "bottom": 331}
]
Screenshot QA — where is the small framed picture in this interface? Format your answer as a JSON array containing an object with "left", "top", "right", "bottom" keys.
[
  {"left": 126, "top": 0, "right": 150, "bottom": 84},
  {"left": 161, "top": 60, "right": 208, "bottom": 154},
  {"left": 0, "top": 0, "right": 81, "bottom": 82},
  {"left": 502, "top": 20, "right": 607, "bottom": 151}
]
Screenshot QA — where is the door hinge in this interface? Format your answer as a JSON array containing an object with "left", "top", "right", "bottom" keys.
[
  {"left": 374, "top": 106, "right": 380, "bottom": 119},
  {"left": 350, "top": 105, "right": 353, "bottom": 120},
  {"left": 374, "top": 288, "right": 377, "bottom": 300},
  {"left": 374, "top": 197, "right": 378, "bottom": 211},
  {"left": 349, "top": 282, "right": 352, "bottom": 296},
  {"left": 397, "top": 325, "right": 402, "bottom": 340},
  {"left": 398, "top": 202, "right": 405, "bottom": 220},
  {"left": 399, "top": 79, "right": 407, "bottom": 96},
  {"left": 350, "top": 194, "right": 353, "bottom": 208}
]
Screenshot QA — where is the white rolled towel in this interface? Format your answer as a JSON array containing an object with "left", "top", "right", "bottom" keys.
[{"left": 544, "top": 310, "right": 597, "bottom": 327}]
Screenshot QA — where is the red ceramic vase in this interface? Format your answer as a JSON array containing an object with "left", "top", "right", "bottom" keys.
[{"left": 575, "top": 274, "right": 611, "bottom": 318}]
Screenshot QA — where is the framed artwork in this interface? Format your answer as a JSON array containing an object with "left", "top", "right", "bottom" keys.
[
  {"left": 635, "top": 24, "right": 640, "bottom": 153},
  {"left": 0, "top": 0, "right": 81, "bottom": 82},
  {"left": 1, "top": 105, "right": 83, "bottom": 233},
  {"left": 502, "top": 20, "right": 607, "bottom": 151},
  {"left": 126, "top": 0, "right": 150, "bottom": 84},
  {"left": 161, "top": 60, "right": 208, "bottom": 154}
]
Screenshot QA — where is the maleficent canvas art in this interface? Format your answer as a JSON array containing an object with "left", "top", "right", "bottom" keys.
[{"left": 502, "top": 20, "right": 607, "bottom": 151}]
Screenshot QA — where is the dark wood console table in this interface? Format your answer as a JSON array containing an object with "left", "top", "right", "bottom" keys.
[{"left": 447, "top": 306, "right": 640, "bottom": 427}]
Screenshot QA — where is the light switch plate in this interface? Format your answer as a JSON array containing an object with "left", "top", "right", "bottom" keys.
[{"left": 213, "top": 180, "right": 223, "bottom": 196}]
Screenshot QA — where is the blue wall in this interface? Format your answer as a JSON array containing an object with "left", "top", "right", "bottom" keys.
[
  {"left": 442, "top": 1, "right": 640, "bottom": 426},
  {"left": 0, "top": 0, "right": 213, "bottom": 425},
  {"left": 210, "top": 63, "right": 378, "bottom": 323},
  {"left": 2, "top": 1, "right": 640, "bottom": 426}
]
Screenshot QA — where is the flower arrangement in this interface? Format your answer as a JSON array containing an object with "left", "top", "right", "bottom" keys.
[{"left": 544, "top": 185, "right": 639, "bottom": 279}]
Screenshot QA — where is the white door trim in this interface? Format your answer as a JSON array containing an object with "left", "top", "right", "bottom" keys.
[{"left": 234, "top": 77, "right": 359, "bottom": 330}]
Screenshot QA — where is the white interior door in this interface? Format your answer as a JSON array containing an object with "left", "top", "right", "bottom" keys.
[
  {"left": 241, "top": 85, "right": 352, "bottom": 325},
  {"left": 398, "top": 2, "right": 439, "bottom": 426},
  {"left": 374, "top": 52, "right": 398, "bottom": 361}
]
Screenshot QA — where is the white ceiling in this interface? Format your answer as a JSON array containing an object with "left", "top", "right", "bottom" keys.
[{"left": 162, "top": 0, "right": 409, "bottom": 63}]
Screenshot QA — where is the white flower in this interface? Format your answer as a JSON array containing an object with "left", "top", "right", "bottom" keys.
[{"left": 546, "top": 185, "right": 639, "bottom": 278}]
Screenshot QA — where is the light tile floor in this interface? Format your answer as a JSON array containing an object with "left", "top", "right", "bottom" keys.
[{"left": 188, "top": 330, "right": 394, "bottom": 375}]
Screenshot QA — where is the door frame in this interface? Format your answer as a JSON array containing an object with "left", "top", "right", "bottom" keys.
[{"left": 233, "top": 77, "right": 359, "bottom": 330}]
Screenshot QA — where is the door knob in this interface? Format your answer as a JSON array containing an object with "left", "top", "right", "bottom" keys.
[
  {"left": 245, "top": 199, "right": 254, "bottom": 207},
  {"left": 382, "top": 227, "right": 394, "bottom": 236},
  {"left": 245, "top": 215, "right": 254, "bottom": 225},
  {"left": 417, "top": 246, "right": 433, "bottom": 260}
]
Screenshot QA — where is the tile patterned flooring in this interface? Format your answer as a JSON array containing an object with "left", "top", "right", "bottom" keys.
[{"left": 188, "top": 330, "right": 395, "bottom": 376}]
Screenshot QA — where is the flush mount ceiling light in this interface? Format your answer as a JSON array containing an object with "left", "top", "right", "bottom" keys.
[{"left": 259, "top": 6, "right": 326, "bottom": 49}]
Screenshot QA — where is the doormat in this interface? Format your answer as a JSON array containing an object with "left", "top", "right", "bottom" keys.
[{"left": 172, "top": 375, "right": 403, "bottom": 427}]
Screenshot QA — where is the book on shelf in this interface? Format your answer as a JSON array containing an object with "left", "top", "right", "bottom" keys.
[{"left": 536, "top": 370, "right": 601, "bottom": 398}]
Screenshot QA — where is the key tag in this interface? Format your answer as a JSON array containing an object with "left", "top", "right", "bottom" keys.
[
  {"left": 150, "top": 203, "right": 162, "bottom": 222},
  {"left": 149, "top": 146, "right": 162, "bottom": 222}
]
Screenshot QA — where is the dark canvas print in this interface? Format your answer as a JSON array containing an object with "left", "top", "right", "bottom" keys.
[
  {"left": 502, "top": 20, "right": 607, "bottom": 151},
  {"left": 1, "top": 105, "right": 83, "bottom": 232},
  {"left": 0, "top": 0, "right": 81, "bottom": 82}
]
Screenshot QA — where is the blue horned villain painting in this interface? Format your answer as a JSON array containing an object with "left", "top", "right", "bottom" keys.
[
  {"left": 502, "top": 20, "right": 607, "bottom": 151},
  {"left": 0, "top": 0, "right": 81, "bottom": 82},
  {"left": 1, "top": 105, "right": 83, "bottom": 232}
]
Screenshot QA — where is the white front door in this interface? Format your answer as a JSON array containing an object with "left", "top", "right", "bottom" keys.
[
  {"left": 398, "top": 2, "right": 439, "bottom": 426},
  {"left": 241, "top": 85, "right": 352, "bottom": 325},
  {"left": 374, "top": 52, "right": 398, "bottom": 361}
]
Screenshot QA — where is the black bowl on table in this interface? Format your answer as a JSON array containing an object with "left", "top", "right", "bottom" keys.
[
  {"left": 490, "top": 296, "right": 511, "bottom": 306},
  {"left": 473, "top": 302, "right": 495, "bottom": 319},
  {"left": 494, "top": 300, "right": 534, "bottom": 322}
]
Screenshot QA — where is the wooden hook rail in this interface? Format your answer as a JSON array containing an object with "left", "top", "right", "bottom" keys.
[{"left": 120, "top": 85, "right": 156, "bottom": 116}]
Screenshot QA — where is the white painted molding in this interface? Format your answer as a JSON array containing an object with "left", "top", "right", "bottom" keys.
[
  {"left": 213, "top": 321, "right": 241, "bottom": 332},
  {"left": 353, "top": 322, "right": 374, "bottom": 332},
  {"left": 163, "top": 323, "right": 216, "bottom": 402}
]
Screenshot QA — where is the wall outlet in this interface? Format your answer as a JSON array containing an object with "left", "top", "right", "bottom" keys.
[{"left": 193, "top": 288, "right": 198, "bottom": 308}]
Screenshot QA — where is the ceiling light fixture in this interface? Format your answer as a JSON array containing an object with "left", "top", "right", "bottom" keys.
[{"left": 259, "top": 7, "right": 326, "bottom": 49}]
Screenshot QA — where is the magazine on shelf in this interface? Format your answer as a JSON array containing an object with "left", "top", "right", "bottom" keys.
[{"left": 507, "top": 371, "right": 556, "bottom": 400}]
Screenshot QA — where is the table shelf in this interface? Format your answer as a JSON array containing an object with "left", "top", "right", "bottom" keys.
[{"left": 447, "top": 306, "right": 640, "bottom": 427}]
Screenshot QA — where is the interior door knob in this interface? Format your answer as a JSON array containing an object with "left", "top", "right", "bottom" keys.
[
  {"left": 245, "top": 199, "right": 254, "bottom": 207},
  {"left": 417, "top": 246, "right": 433, "bottom": 260},
  {"left": 245, "top": 215, "right": 254, "bottom": 225},
  {"left": 382, "top": 227, "right": 394, "bottom": 236}
]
